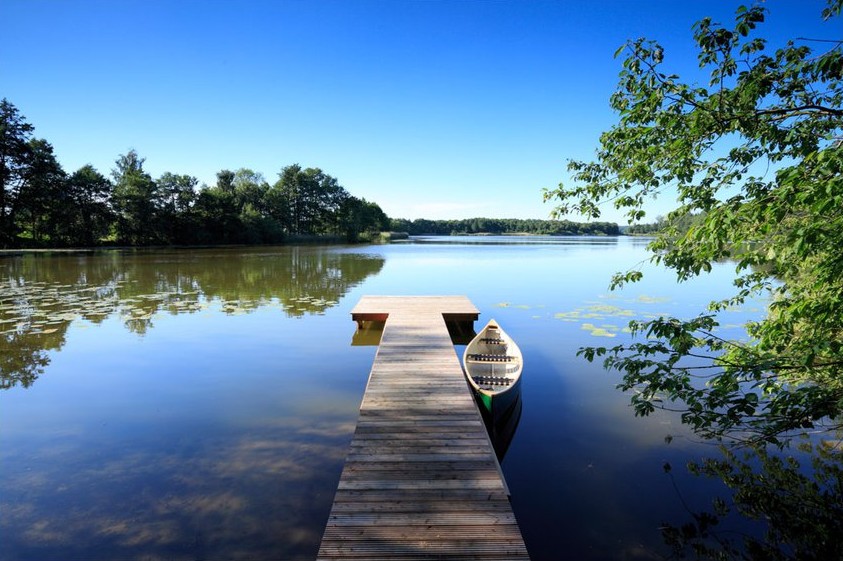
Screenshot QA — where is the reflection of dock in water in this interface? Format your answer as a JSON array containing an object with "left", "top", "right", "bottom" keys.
[
  {"left": 318, "top": 296, "right": 530, "bottom": 560},
  {"left": 350, "top": 316, "right": 476, "bottom": 347}
]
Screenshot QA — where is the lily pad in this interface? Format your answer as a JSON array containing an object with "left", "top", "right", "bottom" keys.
[
  {"left": 581, "top": 322, "right": 618, "bottom": 337},
  {"left": 554, "top": 311, "right": 581, "bottom": 319},
  {"left": 636, "top": 295, "right": 671, "bottom": 304}
]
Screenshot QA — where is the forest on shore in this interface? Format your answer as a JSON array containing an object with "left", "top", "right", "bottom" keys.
[
  {"left": 2, "top": 98, "right": 624, "bottom": 249},
  {"left": 389, "top": 217, "right": 619, "bottom": 236},
  {"left": 0, "top": 99, "right": 390, "bottom": 248}
]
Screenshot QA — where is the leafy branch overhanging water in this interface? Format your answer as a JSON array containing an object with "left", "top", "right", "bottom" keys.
[{"left": 545, "top": 1, "right": 843, "bottom": 558}]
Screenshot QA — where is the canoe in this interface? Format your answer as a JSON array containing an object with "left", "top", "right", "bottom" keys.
[{"left": 462, "top": 319, "right": 523, "bottom": 417}]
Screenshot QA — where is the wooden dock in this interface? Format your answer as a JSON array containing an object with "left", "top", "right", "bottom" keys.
[{"left": 317, "top": 296, "right": 530, "bottom": 560}]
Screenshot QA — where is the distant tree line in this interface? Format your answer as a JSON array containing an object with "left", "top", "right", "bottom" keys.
[
  {"left": 390, "top": 217, "right": 619, "bottom": 236},
  {"left": 625, "top": 217, "right": 665, "bottom": 235},
  {"left": 625, "top": 213, "right": 704, "bottom": 235},
  {"left": 0, "top": 99, "right": 389, "bottom": 248}
]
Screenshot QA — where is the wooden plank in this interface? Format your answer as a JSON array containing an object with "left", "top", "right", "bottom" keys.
[{"left": 328, "top": 500, "right": 517, "bottom": 513}]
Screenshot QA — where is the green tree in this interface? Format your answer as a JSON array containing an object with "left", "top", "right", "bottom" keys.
[
  {"left": 61, "top": 165, "right": 114, "bottom": 246},
  {"left": 232, "top": 168, "right": 268, "bottom": 214},
  {"left": 192, "top": 173, "right": 241, "bottom": 244},
  {"left": 338, "top": 196, "right": 389, "bottom": 241},
  {"left": 231, "top": 168, "right": 280, "bottom": 242},
  {"left": 273, "top": 165, "right": 349, "bottom": 235},
  {"left": 111, "top": 150, "right": 160, "bottom": 245},
  {"left": 157, "top": 172, "right": 197, "bottom": 216},
  {"left": 263, "top": 180, "right": 291, "bottom": 233},
  {"left": 16, "top": 138, "right": 66, "bottom": 243},
  {"left": 364, "top": 199, "right": 389, "bottom": 232},
  {"left": 216, "top": 169, "right": 235, "bottom": 194},
  {"left": 0, "top": 99, "right": 35, "bottom": 246},
  {"left": 156, "top": 172, "right": 197, "bottom": 243},
  {"left": 389, "top": 217, "right": 412, "bottom": 233}
]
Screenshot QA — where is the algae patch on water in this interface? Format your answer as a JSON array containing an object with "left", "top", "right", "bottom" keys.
[
  {"left": 554, "top": 303, "right": 637, "bottom": 323},
  {"left": 580, "top": 322, "right": 619, "bottom": 337},
  {"left": 635, "top": 294, "right": 672, "bottom": 304}
]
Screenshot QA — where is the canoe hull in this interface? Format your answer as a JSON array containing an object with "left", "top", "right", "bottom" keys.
[
  {"left": 463, "top": 319, "right": 523, "bottom": 417},
  {"left": 476, "top": 375, "right": 521, "bottom": 418}
]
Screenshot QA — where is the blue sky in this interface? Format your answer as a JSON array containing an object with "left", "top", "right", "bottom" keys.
[{"left": 2, "top": 1, "right": 836, "bottom": 222}]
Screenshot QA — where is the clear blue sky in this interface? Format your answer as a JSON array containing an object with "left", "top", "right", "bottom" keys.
[{"left": 2, "top": 1, "right": 835, "bottom": 222}]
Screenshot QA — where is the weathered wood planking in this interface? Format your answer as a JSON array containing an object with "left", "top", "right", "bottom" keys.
[{"left": 317, "top": 296, "right": 530, "bottom": 561}]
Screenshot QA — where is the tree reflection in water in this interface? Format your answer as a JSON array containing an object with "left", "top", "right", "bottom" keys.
[{"left": 0, "top": 246, "right": 384, "bottom": 389}]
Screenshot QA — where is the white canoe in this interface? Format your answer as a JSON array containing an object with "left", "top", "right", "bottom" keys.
[{"left": 462, "top": 319, "right": 523, "bottom": 417}]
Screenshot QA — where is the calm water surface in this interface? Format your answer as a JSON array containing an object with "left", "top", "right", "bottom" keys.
[{"left": 0, "top": 238, "right": 760, "bottom": 560}]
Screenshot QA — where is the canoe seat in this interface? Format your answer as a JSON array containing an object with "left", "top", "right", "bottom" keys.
[
  {"left": 472, "top": 375, "right": 513, "bottom": 386},
  {"left": 479, "top": 337, "right": 505, "bottom": 345},
  {"left": 467, "top": 353, "right": 516, "bottom": 363}
]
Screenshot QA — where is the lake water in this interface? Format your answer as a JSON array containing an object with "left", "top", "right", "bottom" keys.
[{"left": 0, "top": 237, "right": 761, "bottom": 561}]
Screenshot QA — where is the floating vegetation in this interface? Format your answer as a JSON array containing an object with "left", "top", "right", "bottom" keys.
[
  {"left": 495, "top": 301, "right": 546, "bottom": 312},
  {"left": 635, "top": 294, "right": 671, "bottom": 304},
  {"left": 580, "top": 322, "right": 618, "bottom": 337},
  {"left": 550, "top": 301, "right": 653, "bottom": 337},
  {"left": 554, "top": 304, "right": 637, "bottom": 322},
  {"left": 554, "top": 311, "right": 581, "bottom": 321},
  {"left": 588, "top": 304, "right": 636, "bottom": 317}
]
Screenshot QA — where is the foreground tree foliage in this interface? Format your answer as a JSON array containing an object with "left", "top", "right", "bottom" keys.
[
  {"left": 546, "top": 1, "right": 842, "bottom": 558},
  {"left": 0, "top": 100, "right": 388, "bottom": 247},
  {"left": 548, "top": 0, "right": 843, "bottom": 445}
]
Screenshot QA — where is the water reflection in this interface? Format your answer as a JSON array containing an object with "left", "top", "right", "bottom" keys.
[
  {"left": 0, "top": 416, "right": 353, "bottom": 561},
  {"left": 0, "top": 237, "right": 772, "bottom": 561},
  {"left": 350, "top": 321, "right": 385, "bottom": 346},
  {"left": 484, "top": 394, "right": 522, "bottom": 462},
  {"left": 0, "top": 247, "right": 384, "bottom": 389}
]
